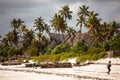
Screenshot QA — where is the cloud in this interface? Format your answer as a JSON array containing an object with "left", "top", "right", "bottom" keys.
[{"left": 0, "top": 0, "right": 120, "bottom": 37}]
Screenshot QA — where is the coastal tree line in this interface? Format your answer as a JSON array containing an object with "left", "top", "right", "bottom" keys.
[{"left": 0, "top": 5, "right": 120, "bottom": 62}]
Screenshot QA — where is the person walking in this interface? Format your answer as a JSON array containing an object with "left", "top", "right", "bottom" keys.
[{"left": 107, "top": 61, "right": 111, "bottom": 74}]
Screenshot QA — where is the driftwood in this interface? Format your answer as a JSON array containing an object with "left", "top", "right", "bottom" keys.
[
  {"left": 25, "top": 62, "right": 72, "bottom": 68},
  {"left": 1, "top": 62, "right": 21, "bottom": 66},
  {"left": 39, "top": 62, "right": 72, "bottom": 68}
]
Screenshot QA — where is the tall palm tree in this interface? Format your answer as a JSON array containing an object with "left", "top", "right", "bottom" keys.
[
  {"left": 11, "top": 18, "right": 24, "bottom": 31},
  {"left": 34, "top": 17, "right": 45, "bottom": 34},
  {"left": 22, "top": 29, "right": 34, "bottom": 48},
  {"left": 59, "top": 5, "right": 72, "bottom": 23},
  {"left": 0, "top": 35, "right": 1, "bottom": 42},
  {"left": 51, "top": 13, "right": 67, "bottom": 42},
  {"left": 85, "top": 11, "right": 101, "bottom": 34},
  {"left": 83, "top": 11, "right": 102, "bottom": 46},
  {"left": 10, "top": 18, "right": 24, "bottom": 47},
  {"left": 77, "top": 5, "right": 89, "bottom": 33},
  {"left": 76, "top": 16, "right": 85, "bottom": 33},
  {"left": 6, "top": 30, "right": 19, "bottom": 47},
  {"left": 51, "top": 13, "right": 66, "bottom": 33},
  {"left": 11, "top": 19, "right": 18, "bottom": 31}
]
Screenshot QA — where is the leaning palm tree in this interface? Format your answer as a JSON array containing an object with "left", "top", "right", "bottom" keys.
[
  {"left": 51, "top": 13, "right": 67, "bottom": 43},
  {"left": 1, "top": 38, "right": 9, "bottom": 48},
  {"left": 59, "top": 5, "right": 72, "bottom": 24},
  {"left": 103, "top": 21, "right": 120, "bottom": 41},
  {"left": 84, "top": 11, "right": 102, "bottom": 46},
  {"left": 77, "top": 5, "right": 89, "bottom": 33}
]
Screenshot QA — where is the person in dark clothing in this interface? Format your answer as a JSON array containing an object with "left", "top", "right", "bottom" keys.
[{"left": 107, "top": 61, "right": 111, "bottom": 74}]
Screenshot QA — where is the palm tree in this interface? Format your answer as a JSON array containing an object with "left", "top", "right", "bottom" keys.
[
  {"left": 51, "top": 13, "right": 67, "bottom": 42},
  {"left": 66, "top": 27, "right": 76, "bottom": 45},
  {"left": 82, "top": 11, "right": 102, "bottom": 46},
  {"left": 76, "top": 16, "right": 85, "bottom": 33},
  {"left": 59, "top": 5, "right": 72, "bottom": 24},
  {"left": 11, "top": 19, "right": 18, "bottom": 31},
  {"left": 1, "top": 38, "right": 9, "bottom": 48},
  {"left": 51, "top": 13, "right": 66, "bottom": 33},
  {"left": 85, "top": 11, "right": 101, "bottom": 34},
  {"left": 22, "top": 29, "right": 34, "bottom": 48},
  {"left": 44, "top": 23, "right": 50, "bottom": 33},
  {"left": 11, "top": 18, "right": 24, "bottom": 31},
  {"left": 102, "top": 21, "right": 120, "bottom": 41},
  {"left": 0, "top": 35, "right": 1, "bottom": 42},
  {"left": 77, "top": 5, "right": 89, "bottom": 33},
  {"left": 10, "top": 18, "right": 24, "bottom": 47},
  {"left": 34, "top": 17, "right": 45, "bottom": 34},
  {"left": 5, "top": 30, "right": 19, "bottom": 47}
]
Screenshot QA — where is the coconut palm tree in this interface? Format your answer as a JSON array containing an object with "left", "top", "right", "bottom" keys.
[
  {"left": 76, "top": 16, "right": 85, "bottom": 33},
  {"left": 22, "top": 29, "right": 34, "bottom": 48},
  {"left": 11, "top": 19, "right": 18, "bottom": 31},
  {"left": 85, "top": 11, "right": 101, "bottom": 34},
  {"left": 0, "top": 35, "right": 1, "bottom": 42},
  {"left": 77, "top": 5, "right": 89, "bottom": 33},
  {"left": 66, "top": 27, "right": 76, "bottom": 45},
  {"left": 11, "top": 18, "right": 24, "bottom": 31},
  {"left": 1, "top": 38, "right": 9, "bottom": 48},
  {"left": 34, "top": 17, "right": 45, "bottom": 34},
  {"left": 51, "top": 13, "right": 67, "bottom": 43},
  {"left": 59, "top": 5, "right": 72, "bottom": 24},
  {"left": 5, "top": 30, "right": 19, "bottom": 47},
  {"left": 102, "top": 21, "right": 120, "bottom": 41}
]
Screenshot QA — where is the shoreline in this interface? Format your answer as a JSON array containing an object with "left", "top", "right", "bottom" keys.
[{"left": 0, "top": 58, "right": 120, "bottom": 80}]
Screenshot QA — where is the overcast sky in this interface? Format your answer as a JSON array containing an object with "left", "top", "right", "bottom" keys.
[{"left": 0, "top": 0, "right": 120, "bottom": 38}]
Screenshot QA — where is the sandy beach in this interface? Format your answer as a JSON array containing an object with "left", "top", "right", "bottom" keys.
[
  {"left": 0, "top": 70, "right": 80, "bottom": 80},
  {"left": 0, "top": 58, "right": 120, "bottom": 80}
]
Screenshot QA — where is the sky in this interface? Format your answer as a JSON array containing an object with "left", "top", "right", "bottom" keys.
[{"left": 0, "top": 0, "right": 120, "bottom": 38}]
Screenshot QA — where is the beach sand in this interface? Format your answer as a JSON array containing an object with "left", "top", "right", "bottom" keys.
[
  {"left": 0, "top": 58, "right": 120, "bottom": 80},
  {"left": 0, "top": 70, "right": 80, "bottom": 80}
]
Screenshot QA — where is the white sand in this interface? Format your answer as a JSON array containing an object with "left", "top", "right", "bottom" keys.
[
  {"left": 0, "top": 58, "right": 120, "bottom": 80},
  {"left": 0, "top": 70, "right": 79, "bottom": 80}
]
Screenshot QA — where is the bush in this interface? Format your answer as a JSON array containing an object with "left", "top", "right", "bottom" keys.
[
  {"left": 44, "top": 47, "right": 53, "bottom": 54},
  {"left": 87, "top": 47, "right": 104, "bottom": 54},
  {"left": 104, "top": 36, "right": 120, "bottom": 51},
  {"left": 0, "top": 46, "right": 19, "bottom": 62},
  {"left": 71, "top": 40, "right": 88, "bottom": 53},
  {"left": 24, "top": 47, "right": 39, "bottom": 57},
  {"left": 52, "top": 43, "right": 70, "bottom": 54},
  {"left": 77, "top": 51, "right": 107, "bottom": 63}
]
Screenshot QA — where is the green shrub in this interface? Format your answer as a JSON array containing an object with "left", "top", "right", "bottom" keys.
[
  {"left": 18, "top": 58, "right": 23, "bottom": 63},
  {"left": 0, "top": 46, "right": 19, "bottom": 62},
  {"left": 104, "top": 36, "right": 120, "bottom": 51},
  {"left": 52, "top": 43, "right": 70, "bottom": 54},
  {"left": 71, "top": 40, "right": 88, "bottom": 53},
  {"left": 44, "top": 47, "right": 53, "bottom": 54},
  {"left": 24, "top": 47, "right": 39, "bottom": 57},
  {"left": 87, "top": 47, "right": 104, "bottom": 54}
]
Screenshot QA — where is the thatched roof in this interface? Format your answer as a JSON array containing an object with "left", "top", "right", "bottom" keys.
[{"left": 48, "top": 32, "right": 91, "bottom": 48}]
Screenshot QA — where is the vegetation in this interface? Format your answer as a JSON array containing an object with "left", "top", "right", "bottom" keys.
[{"left": 0, "top": 5, "right": 120, "bottom": 63}]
